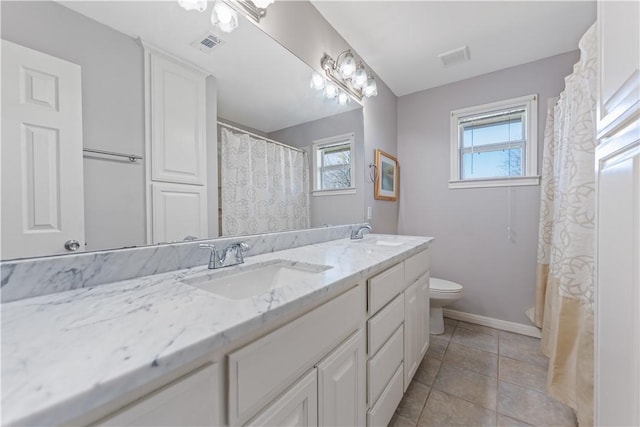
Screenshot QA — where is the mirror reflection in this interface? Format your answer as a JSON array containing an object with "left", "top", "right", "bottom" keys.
[{"left": 0, "top": 0, "right": 364, "bottom": 261}]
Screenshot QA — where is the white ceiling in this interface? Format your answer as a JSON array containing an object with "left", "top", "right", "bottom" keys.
[
  {"left": 311, "top": 1, "right": 596, "bottom": 96},
  {"left": 58, "top": 1, "right": 360, "bottom": 133}
]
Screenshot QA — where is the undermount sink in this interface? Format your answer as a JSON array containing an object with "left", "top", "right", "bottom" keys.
[{"left": 181, "top": 260, "right": 332, "bottom": 300}]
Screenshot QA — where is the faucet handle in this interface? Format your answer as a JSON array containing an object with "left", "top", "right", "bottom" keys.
[{"left": 236, "top": 242, "right": 250, "bottom": 252}]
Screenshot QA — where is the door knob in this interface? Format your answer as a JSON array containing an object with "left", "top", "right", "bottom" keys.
[{"left": 64, "top": 240, "right": 80, "bottom": 251}]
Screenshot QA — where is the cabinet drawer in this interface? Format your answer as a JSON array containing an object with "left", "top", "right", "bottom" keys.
[
  {"left": 367, "top": 325, "right": 404, "bottom": 405},
  {"left": 96, "top": 363, "right": 218, "bottom": 426},
  {"left": 367, "top": 364, "right": 404, "bottom": 427},
  {"left": 405, "top": 250, "right": 429, "bottom": 286},
  {"left": 368, "top": 263, "right": 404, "bottom": 314},
  {"left": 228, "top": 285, "right": 363, "bottom": 426},
  {"left": 368, "top": 294, "right": 404, "bottom": 357}
]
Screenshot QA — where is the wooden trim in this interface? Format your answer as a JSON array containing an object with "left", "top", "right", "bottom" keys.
[{"left": 442, "top": 308, "right": 541, "bottom": 338}]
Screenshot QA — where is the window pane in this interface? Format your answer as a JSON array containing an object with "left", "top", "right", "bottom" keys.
[
  {"left": 462, "top": 117, "right": 523, "bottom": 147},
  {"left": 462, "top": 148, "right": 522, "bottom": 179},
  {"left": 322, "top": 146, "right": 350, "bottom": 166},
  {"left": 321, "top": 166, "right": 351, "bottom": 189}
]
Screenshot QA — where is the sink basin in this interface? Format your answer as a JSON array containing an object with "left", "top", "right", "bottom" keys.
[{"left": 181, "top": 260, "right": 332, "bottom": 300}]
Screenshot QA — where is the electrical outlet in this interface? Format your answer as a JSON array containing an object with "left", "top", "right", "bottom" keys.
[{"left": 367, "top": 206, "right": 372, "bottom": 220}]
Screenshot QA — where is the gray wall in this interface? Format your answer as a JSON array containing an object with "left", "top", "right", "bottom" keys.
[
  {"left": 258, "top": 1, "right": 399, "bottom": 233},
  {"left": 269, "top": 109, "right": 365, "bottom": 227},
  {"left": 397, "top": 51, "right": 580, "bottom": 325},
  {"left": 1, "top": 1, "right": 146, "bottom": 251}
]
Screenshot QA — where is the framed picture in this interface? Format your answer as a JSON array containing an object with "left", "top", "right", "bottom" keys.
[{"left": 374, "top": 149, "right": 399, "bottom": 201}]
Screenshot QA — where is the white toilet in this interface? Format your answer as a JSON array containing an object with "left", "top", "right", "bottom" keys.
[{"left": 429, "top": 278, "right": 464, "bottom": 334}]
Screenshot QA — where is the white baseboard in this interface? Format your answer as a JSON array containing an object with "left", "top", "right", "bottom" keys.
[{"left": 443, "top": 308, "right": 542, "bottom": 338}]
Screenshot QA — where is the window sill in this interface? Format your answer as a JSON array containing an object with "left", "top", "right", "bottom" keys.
[
  {"left": 312, "top": 188, "right": 356, "bottom": 196},
  {"left": 448, "top": 176, "right": 540, "bottom": 189}
]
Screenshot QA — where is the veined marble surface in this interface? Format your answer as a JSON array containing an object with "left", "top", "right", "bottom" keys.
[
  {"left": 1, "top": 234, "right": 433, "bottom": 426},
  {"left": 1, "top": 224, "right": 358, "bottom": 303}
]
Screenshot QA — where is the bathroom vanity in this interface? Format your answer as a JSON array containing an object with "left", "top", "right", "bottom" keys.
[{"left": 1, "top": 233, "right": 432, "bottom": 427}]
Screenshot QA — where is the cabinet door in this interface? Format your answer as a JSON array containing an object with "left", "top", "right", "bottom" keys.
[
  {"left": 317, "top": 330, "right": 366, "bottom": 427},
  {"left": 419, "top": 273, "right": 430, "bottom": 358},
  {"left": 403, "top": 280, "right": 420, "bottom": 390},
  {"left": 247, "top": 369, "right": 318, "bottom": 427},
  {"left": 96, "top": 363, "right": 219, "bottom": 427},
  {"left": 151, "top": 182, "right": 207, "bottom": 243},
  {"left": 150, "top": 52, "right": 206, "bottom": 185}
]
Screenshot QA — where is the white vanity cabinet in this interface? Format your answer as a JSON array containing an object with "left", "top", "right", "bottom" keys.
[
  {"left": 228, "top": 284, "right": 365, "bottom": 426},
  {"left": 95, "top": 363, "right": 220, "bottom": 427},
  {"left": 365, "top": 249, "right": 430, "bottom": 426}
]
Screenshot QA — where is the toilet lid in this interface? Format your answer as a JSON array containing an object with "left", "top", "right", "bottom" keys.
[{"left": 430, "top": 278, "right": 463, "bottom": 293}]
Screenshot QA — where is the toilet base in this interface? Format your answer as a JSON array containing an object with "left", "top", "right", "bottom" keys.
[{"left": 430, "top": 307, "right": 444, "bottom": 334}]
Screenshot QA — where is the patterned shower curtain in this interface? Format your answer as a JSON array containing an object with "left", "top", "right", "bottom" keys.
[
  {"left": 527, "top": 24, "right": 596, "bottom": 426},
  {"left": 220, "top": 128, "right": 310, "bottom": 236}
]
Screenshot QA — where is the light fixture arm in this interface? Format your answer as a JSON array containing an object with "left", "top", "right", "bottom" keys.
[{"left": 224, "top": 0, "right": 268, "bottom": 23}]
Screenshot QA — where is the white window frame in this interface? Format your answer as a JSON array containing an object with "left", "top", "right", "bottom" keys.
[
  {"left": 449, "top": 94, "right": 540, "bottom": 189},
  {"left": 312, "top": 133, "right": 356, "bottom": 196}
]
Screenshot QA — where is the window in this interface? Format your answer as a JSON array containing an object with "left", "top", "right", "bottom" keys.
[
  {"left": 449, "top": 94, "right": 539, "bottom": 189},
  {"left": 312, "top": 133, "right": 356, "bottom": 195}
]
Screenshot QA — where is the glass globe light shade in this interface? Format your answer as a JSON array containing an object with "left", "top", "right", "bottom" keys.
[
  {"left": 252, "top": 0, "right": 274, "bottom": 8},
  {"left": 324, "top": 82, "right": 338, "bottom": 99},
  {"left": 179, "top": 0, "right": 207, "bottom": 11},
  {"left": 338, "top": 53, "right": 356, "bottom": 79},
  {"left": 337, "top": 92, "right": 350, "bottom": 105},
  {"left": 211, "top": 1, "right": 238, "bottom": 33},
  {"left": 352, "top": 67, "right": 367, "bottom": 89},
  {"left": 310, "top": 72, "right": 325, "bottom": 91},
  {"left": 363, "top": 77, "right": 378, "bottom": 97}
]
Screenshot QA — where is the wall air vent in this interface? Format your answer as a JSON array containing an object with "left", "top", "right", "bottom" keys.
[
  {"left": 191, "top": 32, "right": 224, "bottom": 53},
  {"left": 438, "top": 46, "right": 470, "bottom": 68}
]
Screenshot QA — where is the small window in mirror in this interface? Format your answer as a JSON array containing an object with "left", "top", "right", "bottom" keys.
[{"left": 312, "top": 133, "right": 356, "bottom": 195}]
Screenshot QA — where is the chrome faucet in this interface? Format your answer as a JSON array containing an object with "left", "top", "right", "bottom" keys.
[
  {"left": 351, "top": 224, "right": 372, "bottom": 240},
  {"left": 199, "top": 242, "right": 250, "bottom": 269}
]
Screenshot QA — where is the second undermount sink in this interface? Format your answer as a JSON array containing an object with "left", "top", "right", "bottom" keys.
[
  {"left": 354, "top": 237, "right": 404, "bottom": 247},
  {"left": 181, "top": 260, "right": 332, "bottom": 300}
]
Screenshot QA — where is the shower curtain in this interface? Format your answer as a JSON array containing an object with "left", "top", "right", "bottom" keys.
[
  {"left": 220, "top": 128, "right": 310, "bottom": 236},
  {"left": 527, "top": 24, "right": 596, "bottom": 426}
]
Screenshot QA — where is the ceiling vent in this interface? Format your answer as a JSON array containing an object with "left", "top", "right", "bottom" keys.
[
  {"left": 191, "top": 32, "right": 224, "bottom": 53},
  {"left": 438, "top": 46, "right": 470, "bottom": 68}
]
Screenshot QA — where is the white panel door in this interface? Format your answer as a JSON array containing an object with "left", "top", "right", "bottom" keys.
[
  {"left": 1, "top": 39, "right": 84, "bottom": 259},
  {"left": 403, "top": 280, "right": 420, "bottom": 390},
  {"left": 247, "top": 369, "right": 318, "bottom": 427},
  {"left": 595, "top": 2, "right": 640, "bottom": 425},
  {"left": 151, "top": 183, "right": 207, "bottom": 243},
  {"left": 150, "top": 53, "right": 206, "bottom": 185},
  {"left": 317, "top": 330, "right": 366, "bottom": 427}
]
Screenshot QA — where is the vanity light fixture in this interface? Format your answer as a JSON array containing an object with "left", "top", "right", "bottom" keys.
[
  {"left": 178, "top": 0, "right": 207, "bottom": 11},
  {"left": 311, "top": 49, "right": 377, "bottom": 104},
  {"left": 211, "top": 1, "right": 239, "bottom": 33},
  {"left": 179, "top": 0, "right": 274, "bottom": 34}
]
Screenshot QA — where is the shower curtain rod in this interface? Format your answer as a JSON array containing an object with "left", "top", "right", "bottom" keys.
[{"left": 217, "top": 121, "right": 306, "bottom": 154}]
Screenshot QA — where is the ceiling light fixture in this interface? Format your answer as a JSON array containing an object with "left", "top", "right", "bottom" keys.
[{"left": 311, "top": 49, "right": 377, "bottom": 104}]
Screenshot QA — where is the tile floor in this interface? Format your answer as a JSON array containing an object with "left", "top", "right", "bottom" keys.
[{"left": 389, "top": 318, "right": 577, "bottom": 427}]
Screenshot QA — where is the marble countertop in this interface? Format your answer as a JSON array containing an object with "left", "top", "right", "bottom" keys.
[{"left": 1, "top": 234, "right": 433, "bottom": 426}]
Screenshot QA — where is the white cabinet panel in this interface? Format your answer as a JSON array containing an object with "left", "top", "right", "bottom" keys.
[
  {"left": 368, "top": 263, "right": 405, "bottom": 314},
  {"left": 246, "top": 369, "right": 318, "bottom": 427},
  {"left": 150, "top": 53, "right": 206, "bottom": 185},
  {"left": 96, "top": 363, "right": 219, "bottom": 427},
  {"left": 366, "top": 364, "right": 403, "bottom": 427},
  {"left": 419, "top": 273, "right": 430, "bottom": 358},
  {"left": 1, "top": 40, "right": 84, "bottom": 259},
  {"left": 404, "top": 250, "right": 429, "bottom": 286},
  {"left": 367, "top": 294, "right": 404, "bottom": 357},
  {"left": 151, "top": 183, "right": 207, "bottom": 243},
  {"left": 367, "top": 325, "right": 403, "bottom": 406},
  {"left": 317, "top": 330, "right": 366, "bottom": 427},
  {"left": 403, "top": 280, "right": 420, "bottom": 390}
]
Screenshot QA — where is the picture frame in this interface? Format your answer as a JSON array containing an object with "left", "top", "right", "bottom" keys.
[{"left": 374, "top": 149, "right": 399, "bottom": 201}]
